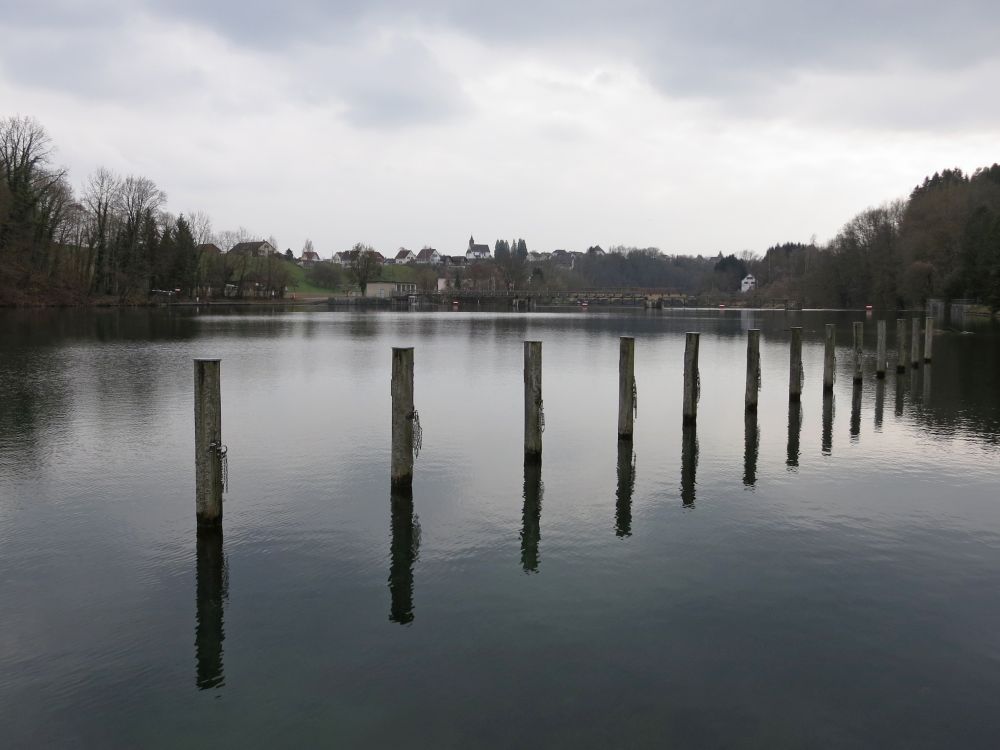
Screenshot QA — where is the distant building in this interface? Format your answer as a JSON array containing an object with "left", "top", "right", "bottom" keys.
[
  {"left": 741, "top": 274, "right": 757, "bottom": 293},
  {"left": 299, "top": 250, "right": 321, "bottom": 267},
  {"left": 466, "top": 235, "right": 491, "bottom": 261},
  {"left": 228, "top": 240, "right": 275, "bottom": 257},
  {"left": 394, "top": 248, "right": 416, "bottom": 263},
  {"left": 196, "top": 243, "right": 222, "bottom": 256},
  {"left": 528, "top": 251, "right": 551, "bottom": 263},
  {"left": 365, "top": 280, "right": 418, "bottom": 298},
  {"left": 416, "top": 247, "right": 442, "bottom": 264}
]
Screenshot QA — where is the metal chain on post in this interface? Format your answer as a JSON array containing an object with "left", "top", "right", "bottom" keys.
[
  {"left": 411, "top": 408, "right": 423, "bottom": 460},
  {"left": 696, "top": 372, "right": 701, "bottom": 404},
  {"left": 539, "top": 399, "right": 546, "bottom": 433},
  {"left": 632, "top": 379, "right": 638, "bottom": 419},
  {"left": 756, "top": 364, "right": 762, "bottom": 392},
  {"left": 209, "top": 441, "right": 229, "bottom": 495}
]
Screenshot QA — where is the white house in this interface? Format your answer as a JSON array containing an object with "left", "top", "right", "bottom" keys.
[
  {"left": 394, "top": 248, "right": 416, "bottom": 263},
  {"left": 416, "top": 247, "right": 442, "bottom": 264},
  {"left": 741, "top": 274, "right": 757, "bottom": 293}
]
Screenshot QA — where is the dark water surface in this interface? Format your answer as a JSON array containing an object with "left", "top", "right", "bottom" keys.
[{"left": 1, "top": 307, "right": 999, "bottom": 748}]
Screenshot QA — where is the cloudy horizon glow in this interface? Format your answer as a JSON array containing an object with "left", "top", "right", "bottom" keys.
[{"left": 2, "top": 1, "right": 998, "bottom": 257}]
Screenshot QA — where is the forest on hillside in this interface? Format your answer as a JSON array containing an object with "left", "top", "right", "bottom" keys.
[{"left": 2, "top": 114, "right": 999, "bottom": 308}]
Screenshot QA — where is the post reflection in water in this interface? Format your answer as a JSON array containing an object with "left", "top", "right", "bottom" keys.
[
  {"left": 521, "top": 460, "right": 543, "bottom": 572},
  {"left": 923, "top": 364, "right": 932, "bottom": 402},
  {"left": 743, "top": 410, "right": 759, "bottom": 487},
  {"left": 389, "top": 489, "right": 420, "bottom": 624},
  {"left": 850, "top": 382, "right": 862, "bottom": 441},
  {"left": 195, "top": 530, "right": 227, "bottom": 690},
  {"left": 874, "top": 379, "right": 885, "bottom": 431},
  {"left": 786, "top": 401, "right": 801, "bottom": 469},
  {"left": 615, "top": 441, "right": 635, "bottom": 537},
  {"left": 895, "top": 372, "right": 905, "bottom": 417},
  {"left": 910, "top": 366, "right": 921, "bottom": 401},
  {"left": 680, "top": 423, "right": 698, "bottom": 507},
  {"left": 822, "top": 393, "right": 834, "bottom": 456}
]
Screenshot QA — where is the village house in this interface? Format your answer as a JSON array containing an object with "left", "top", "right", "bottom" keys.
[
  {"left": 229, "top": 240, "right": 276, "bottom": 257},
  {"left": 466, "top": 236, "right": 491, "bottom": 261},
  {"left": 741, "top": 274, "right": 757, "bottom": 293},
  {"left": 196, "top": 243, "right": 222, "bottom": 256},
  {"left": 416, "top": 247, "right": 442, "bottom": 264},
  {"left": 298, "top": 250, "right": 321, "bottom": 267},
  {"left": 364, "top": 280, "right": 418, "bottom": 298},
  {"left": 394, "top": 248, "right": 416, "bottom": 264}
]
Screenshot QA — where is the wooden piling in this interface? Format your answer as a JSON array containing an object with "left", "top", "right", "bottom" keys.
[
  {"left": 822, "top": 324, "right": 835, "bottom": 392},
  {"left": 194, "top": 359, "right": 223, "bottom": 532},
  {"left": 924, "top": 316, "right": 934, "bottom": 363},
  {"left": 789, "top": 327, "right": 802, "bottom": 402},
  {"left": 876, "top": 320, "right": 887, "bottom": 379},
  {"left": 391, "top": 347, "right": 415, "bottom": 489},
  {"left": 911, "top": 318, "right": 922, "bottom": 368},
  {"left": 852, "top": 321, "right": 864, "bottom": 382},
  {"left": 524, "top": 341, "right": 543, "bottom": 461},
  {"left": 745, "top": 329, "right": 761, "bottom": 411},
  {"left": 618, "top": 337, "right": 635, "bottom": 440},
  {"left": 682, "top": 332, "right": 700, "bottom": 424},
  {"left": 896, "top": 318, "right": 908, "bottom": 373}
]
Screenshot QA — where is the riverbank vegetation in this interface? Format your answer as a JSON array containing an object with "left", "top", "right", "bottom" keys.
[{"left": 2, "top": 114, "right": 998, "bottom": 308}]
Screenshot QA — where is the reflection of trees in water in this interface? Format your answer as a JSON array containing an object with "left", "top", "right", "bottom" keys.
[
  {"left": 195, "top": 530, "right": 227, "bottom": 690},
  {"left": 389, "top": 490, "right": 420, "bottom": 624}
]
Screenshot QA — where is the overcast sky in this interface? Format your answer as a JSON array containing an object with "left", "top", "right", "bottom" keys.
[{"left": 2, "top": 1, "right": 998, "bottom": 257}]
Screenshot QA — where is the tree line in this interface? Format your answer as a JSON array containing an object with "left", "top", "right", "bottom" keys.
[
  {"left": 0, "top": 116, "right": 291, "bottom": 303},
  {"left": 3, "top": 114, "right": 999, "bottom": 308}
]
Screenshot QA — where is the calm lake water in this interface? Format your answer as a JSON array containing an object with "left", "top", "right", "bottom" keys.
[{"left": 2, "top": 306, "right": 999, "bottom": 748}]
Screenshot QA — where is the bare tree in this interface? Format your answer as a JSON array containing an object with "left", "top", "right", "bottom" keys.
[{"left": 187, "top": 210, "right": 214, "bottom": 246}]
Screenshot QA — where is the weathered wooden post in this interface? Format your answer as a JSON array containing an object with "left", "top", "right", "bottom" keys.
[
  {"left": 924, "top": 316, "right": 934, "bottom": 363},
  {"left": 852, "top": 321, "right": 864, "bottom": 382},
  {"left": 911, "top": 318, "right": 922, "bottom": 368},
  {"left": 391, "top": 347, "right": 415, "bottom": 489},
  {"left": 896, "top": 318, "right": 909, "bottom": 373},
  {"left": 745, "top": 329, "right": 761, "bottom": 411},
  {"left": 618, "top": 337, "right": 635, "bottom": 440},
  {"left": 788, "top": 327, "right": 802, "bottom": 402},
  {"left": 524, "top": 341, "right": 543, "bottom": 461},
  {"left": 682, "top": 332, "right": 699, "bottom": 424},
  {"left": 876, "top": 320, "right": 887, "bottom": 379},
  {"left": 194, "top": 359, "right": 223, "bottom": 532},
  {"left": 822, "top": 324, "right": 835, "bottom": 392}
]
